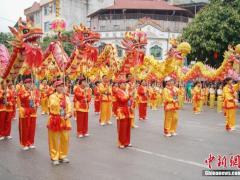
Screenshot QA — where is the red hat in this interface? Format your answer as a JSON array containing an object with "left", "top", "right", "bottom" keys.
[
  {"left": 53, "top": 80, "right": 64, "bottom": 88},
  {"left": 115, "top": 75, "right": 126, "bottom": 83},
  {"left": 78, "top": 77, "right": 86, "bottom": 84},
  {"left": 24, "top": 78, "right": 32, "bottom": 84}
]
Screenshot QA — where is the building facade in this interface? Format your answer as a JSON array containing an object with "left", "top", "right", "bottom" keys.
[
  {"left": 25, "top": 0, "right": 205, "bottom": 60},
  {"left": 89, "top": 0, "right": 193, "bottom": 60},
  {"left": 166, "top": 0, "right": 209, "bottom": 15},
  {"left": 166, "top": 0, "right": 209, "bottom": 4},
  {"left": 24, "top": 0, "right": 114, "bottom": 34}
]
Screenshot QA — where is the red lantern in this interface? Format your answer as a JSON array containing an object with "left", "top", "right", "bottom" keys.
[{"left": 214, "top": 52, "right": 218, "bottom": 60}]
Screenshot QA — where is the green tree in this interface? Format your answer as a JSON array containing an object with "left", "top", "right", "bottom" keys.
[
  {"left": 40, "top": 31, "right": 74, "bottom": 56},
  {"left": 41, "top": 35, "right": 57, "bottom": 50},
  {"left": 0, "top": 32, "right": 13, "bottom": 52},
  {"left": 181, "top": 0, "right": 240, "bottom": 67},
  {"left": 61, "top": 31, "right": 74, "bottom": 56}
]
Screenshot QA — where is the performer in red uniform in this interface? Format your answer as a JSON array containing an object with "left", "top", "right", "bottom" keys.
[
  {"left": 0, "top": 81, "right": 16, "bottom": 139},
  {"left": 116, "top": 80, "right": 132, "bottom": 148},
  {"left": 112, "top": 82, "right": 118, "bottom": 117},
  {"left": 40, "top": 80, "right": 49, "bottom": 115},
  {"left": 93, "top": 81, "right": 101, "bottom": 114},
  {"left": 126, "top": 73, "right": 138, "bottom": 128},
  {"left": 18, "top": 79, "right": 38, "bottom": 150},
  {"left": 0, "top": 81, "right": 7, "bottom": 140},
  {"left": 74, "top": 78, "right": 92, "bottom": 138},
  {"left": 137, "top": 80, "right": 148, "bottom": 120}
]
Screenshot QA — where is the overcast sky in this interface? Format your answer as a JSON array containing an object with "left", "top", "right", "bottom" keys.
[{"left": 0, "top": 0, "right": 37, "bottom": 32}]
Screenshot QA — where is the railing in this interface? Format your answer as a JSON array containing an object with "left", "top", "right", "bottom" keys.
[
  {"left": 98, "top": 13, "right": 189, "bottom": 23},
  {"left": 92, "top": 18, "right": 189, "bottom": 32}
]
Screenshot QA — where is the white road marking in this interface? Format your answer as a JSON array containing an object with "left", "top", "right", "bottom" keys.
[
  {"left": 183, "top": 123, "right": 240, "bottom": 134},
  {"left": 130, "top": 147, "right": 208, "bottom": 168}
]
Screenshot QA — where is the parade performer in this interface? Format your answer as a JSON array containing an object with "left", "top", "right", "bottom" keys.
[
  {"left": 137, "top": 80, "right": 148, "bottom": 120},
  {"left": 217, "top": 84, "right": 223, "bottom": 113},
  {"left": 16, "top": 81, "right": 24, "bottom": 109},
  {"left": 149, "top": 82, "right": 158, "bottom": 110},
  {"left": 0, "top": 81, "right": 16, "bottom": 140},
  {"left": 47, "top": 80, "right": 72, "bottom": 165},
  {"left": 112, "top": 82, "right": 118, "bottom": 116},
  {"left": 18, "top": 79, "right": 39, "bottom": 150},
  {"left": 199, "top": 85, "right": 205, "bottom": 111},
  {"left": 178, "top": 84, "right": 185, "bottom": 109},
  {"left": 209, "top": 85, "right": 216, "bottom": 108},
  {"left": 126, "top": 73, "right": 138, "bottom": 128},
  {"left": 93, "top": 81, "right": 101, "bottom": 114},
  {"left": 156, "top": 84, "right": 163, "bottom": 108},
  {"left": 163, "top": 77, "right": 179, "bottom": 137},
  {"left": 223, "top": 78, "right": 238, "bottom": 131},
  {"left": 40, "top": 80, "right": 49, "bottom": 115},
  {"left": 186, "top": 81, "right": 193, "bottom": 103},
  {"left": 0, "top": 81, "right": 6, "bottom": 140},
  {"left": 116, "top": 80, "right": 132, "bottom": 148},
  {"left": 99, "top": 75, "right": 112, "bottom": 126},
  {"left": 46, "top": 82, "right": 55, "bottom": 109},
  {"left": 74, "top": 78, "right": 92, "bottom": 138},
  {"left": 203, "top": 85, "right": 209, "bottom": 106},
  {"left": 192, "top": 81, "right": 202, "bottom": 114}
]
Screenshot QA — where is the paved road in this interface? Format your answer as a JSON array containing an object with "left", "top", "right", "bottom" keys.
[{"left": 0, "top": 103, "right": 239, "bottom": 180}]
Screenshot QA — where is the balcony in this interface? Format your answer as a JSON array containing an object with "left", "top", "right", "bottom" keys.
[
  {"left": 91, "top": 13, "right": 190, "bottom": 33},
  {"left": 98, "top": 13, "right": 189, "bottom": 23}
]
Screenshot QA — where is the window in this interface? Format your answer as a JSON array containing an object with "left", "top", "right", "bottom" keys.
[
  {"left": 113, "top": 25, "right": 120, "bottom": 30},
  {"left": 100, "top": 26, "right": 106, "bottom": 31},
  {"left": 28, "top": 15, "right": 34, "bottom": 23},
  {"left": 150, "top": 45, "right": 163, "bottom": 60},
  {"left": 44, "top": 6, "right": 48, "bottom": 15},
  {"left": 126, "top": 26, "right": 131, "bottom": 31},
  {"left": 49, "top": 4, "right": 53, "bottom": 14},
  {"left": 53, "top": 2, "right": 56, "bottom": 13},
  {"left": 116, "top": 45, "right": 123, "bottom": 57},
  {"left": 44, "top": 21, "right": 51, "bottom": 32},
  {"left": 35, "top": 12, "right": 40, "bottom": 24},
  {"left": 44, "top": 3, "right": 53, "bottom": 16},
  {"left": 98, "top": 42, "right": 106, "bottom": 54}
]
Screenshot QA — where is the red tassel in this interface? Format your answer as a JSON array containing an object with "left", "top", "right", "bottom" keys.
[
  {"left": 24, "top": 43, "right": 43, "bottom": 68},
  {"left": 90, "top": 47, "right": 98, "bottom": 62},
  {"left": 214, "top": 52, "right": 218, "bottom": 60}
]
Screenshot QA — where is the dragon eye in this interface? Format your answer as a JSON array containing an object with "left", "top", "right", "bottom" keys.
[
  {"left": 84, "top": 33, "right": 89, "bottom": 38},
  {"left": 23, "top": 29, "right": 29, "bottom": 34}
]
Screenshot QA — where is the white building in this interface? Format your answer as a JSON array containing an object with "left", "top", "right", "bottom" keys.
[
  {"left": 25, "top": 0, "right": 205, "bottom": 60},
  {"left": 89, "top": 0, "right": 193, "bottom": 60},
  {"left": 24, "top": 0, "right": 114, "bottom": 34},
  {"left": 167, "top": 0, "right": 209, "bottom": 4}
]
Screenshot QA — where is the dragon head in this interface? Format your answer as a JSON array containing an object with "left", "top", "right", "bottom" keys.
[
  {"left": 121, "top": 30, "right": 147, "bottom": 53},
  {"left": 9, "top": 18, "right": 43, "bottom": 48},
  {"left": 72, "top": 23, "right": 100, "bottom": 48},
  {"left": 118, "top": 30, "right": 147, "bottom": 74},
  {"left": 167, "top": 40, "right": 191, "bottom": 64}
]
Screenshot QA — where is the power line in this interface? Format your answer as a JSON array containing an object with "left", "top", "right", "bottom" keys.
[{"left": 0, "top": 16, "right": 16, "bottom": 23}]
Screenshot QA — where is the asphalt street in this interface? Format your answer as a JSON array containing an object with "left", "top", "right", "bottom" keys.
[{"left": 0, "top": 103, "right": 239, "bottom": 180}]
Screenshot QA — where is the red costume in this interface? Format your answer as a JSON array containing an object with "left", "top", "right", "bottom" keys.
[
  {"left": 74, "top": 86, "right": 92, "bottom": 136},
  {"left": 137, "top": 85, "right": 148, "bottom": 120},
  {"left": 1, "top": 88, "right": 16, "bottom": 137},
  {"left": 47, "top": 86, "right": 55, "bottom": 98},
  {"left": 18, "top": 87, "right": 38, "bottom": 147},
  {"left": 0, "top": 88, "right": 6, "bottom": 138},
  {"left": 112, "top": 86, "right": 118, "bottom": 116},
  {"left": 116, "top": 88, "right": 131, "bottom": 147},
  {"left": 93, "top": 86, "right": 101, "bottom": 113}
]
